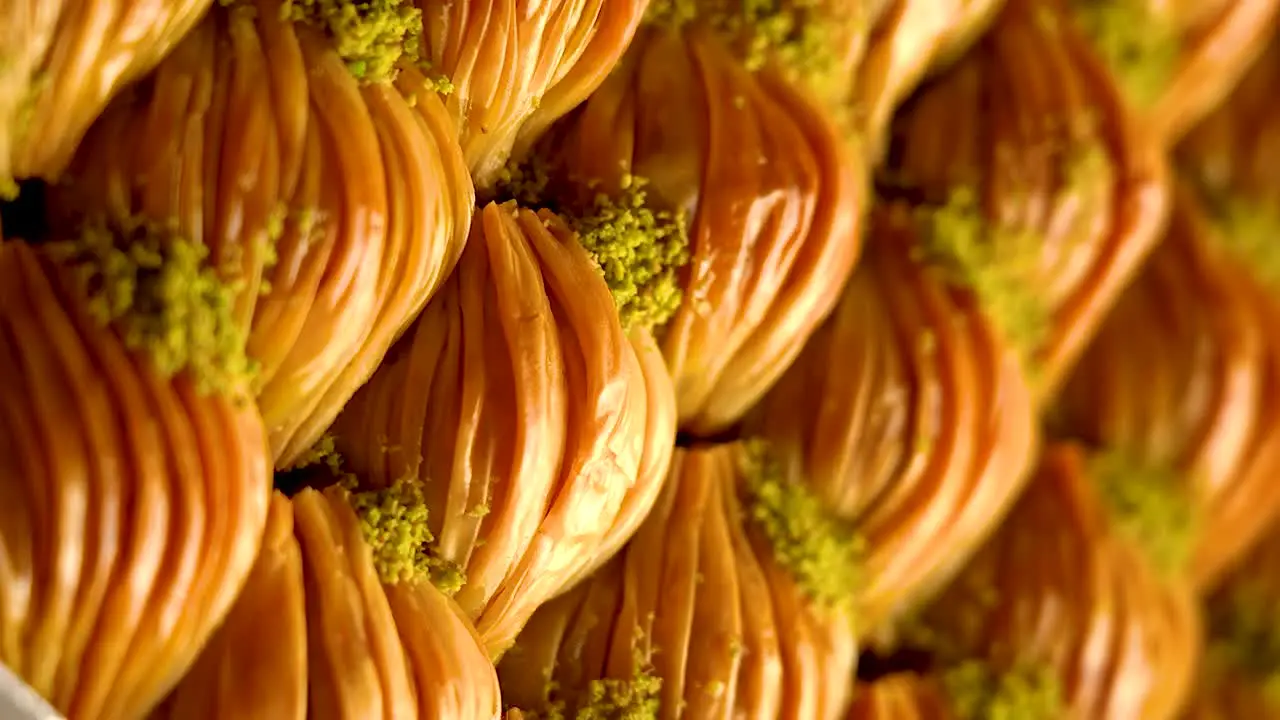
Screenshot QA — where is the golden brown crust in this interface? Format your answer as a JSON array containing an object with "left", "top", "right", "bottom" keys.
[
  {"left": 0, "top": 0, "right": 213, "bottom": 187},
  {"left": 331, "top": 203, "right": 676, "bottom": 656},
  {"left": 1113, "top": 0, "right": 1280, "bottom": 142},
  {"left": 1056, "top": 180, "right": 1280, "bottom": 588},
  {"left": 498, "top": 443, "right": 858, "bottom": 720},
  {"left": 880, "top": 0, "right": 1168, "bottom": 401},
  {"left": 155, "top": 494, "right": 307, "bottom": 720},
  {"left": 912, "top": 444, "right": 1201, "bottom": 720},
  {"left": 536, "top": 22, "right": 864, "bottom": 435},
  {"left": 748, "top": 205, "right": 1038, "bottom": 632},
  {"left": 50, "top": 0, "right": 475, "bottom": 468},
  {"left": 154, "top": 488, "right": 502, "bottom": 719},
  {"left": 0, "top": 239, "right": 271, "bottom": 719},
  {"left": 420, "top": 0, "right": 650, "bottom": 190},
  {"left": 855, "top": 0, "right": 1004, "bottom": 153}
]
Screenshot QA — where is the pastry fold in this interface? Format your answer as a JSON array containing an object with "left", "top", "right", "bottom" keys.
[
  {"left": 154, "top": 487, "right": 502, "bottom": 720},
  {"left": 880, "top": 0, "right": 1168, "bottom": 400},
  {"left": 51, "top": 0, "right": 475, "bottom": 468},
  {"left": 854, "top": 0, "right": 1004, "bottom": 153},
  {"left": 497, "top": 442, "right": 859, "bottom": 720},
  {"left": 517, "top": 4, "right": 866, "bottom": 435},
  {"left": 0, "top": 237, "right": 270, "bottom": 719},
  {"left": 905, "top": 443, "right": 1201, "bottom": 720},
  {"left": 330, "top": 203, "right": 677, "bottom": 657},
  {"left": 0, "top": 0, "right": 212, "bottom": 190},
  {"left": 417, "top": 0, "right": 649, "bottom": 191},
  {"left": 747, "top": 204, "right": 1038, "bottom": 632},
  {"left": 1068, "top": 0, "right": 1280, "bottom": 142},
  {"left": 1056, "top": 180, "right": 1280, "bottom": 589}
]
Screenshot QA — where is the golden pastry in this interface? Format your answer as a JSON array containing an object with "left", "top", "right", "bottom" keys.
[
  {"left": 880, "top": 0, "right": 1168, "bottom": 400},
  {"left": 747, "top": 203, "right": 1038, "bottom": 632},
  {"left": 1055, "top": 180, "right": 1280, "bottom": 589},
  {"left": 1177, "top": 22, "right": 1280, "bottom": 293},
  {"left": 154, "top": 487, "right": 502, "bottom": 719},
  {"left": 0, "top": 0, "right": 211, "bottom": 191},
  {"left": 418, "top": 0, "right": 650, "bottom": 191},
  {"left": 51, "top": 0, "right": 475, "bottom": 468},
  {"left": 498, "top": 441, "right": 860, "bottom": 720},
  {"left": 901, "top": 443, "right": 1200, "bottom": 720},
  {"left": 506, "top": 0, "right": 866, "bottom": 435},
  {"left": 0, "top": 231, "right": 270, "bottom": 719},
  {"left": 329, "top": 203, "right": 677, "bottom": 656},
  {"left": 846, "top": 666, "right": 1061, "bottom": 719},
  {"left": 1068, "top": 0, "right": 1280, "bottom": 141},
  {"left": 854, "top": 0, "right": 1004, "bottom": 153}
]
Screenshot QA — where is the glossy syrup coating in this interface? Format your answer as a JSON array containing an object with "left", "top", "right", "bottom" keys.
[
  {"left": 516, "top": 2, "right": 867, "bottom": 436},
  {"left": 0, "top": 0, "right": 214, "bottom": 191},
  {"left": 49, "top": 0, "right": 475, "bottom": 468},
  {"left": 881, "top": 0, "right": 1169, "bottom": 402},
  {"left": 902, "top": 443, "right": 1201, "bottom": 720},
  {"left": 0, "top": 238, "right": 271, "bottom": 719},
  {"left": 416, "top": 0, "right": 651, "bottom": 191},
  {"left": 1067, "top": 0, "right": 1280, "bottom": 142},
  {"left": 747, "top": 204, "right": 1038, "bottom": 633},
  {"left": 1056, "top": 179, "right": 1280, "bottom": 590},
  {"left": 498, "top": 442, "right": 860, "bottom": 720},
  {"left": 153, "top": 487, "right": 502, "bottom": 719},
  {"left": 330, "top": 203, "right": 678, "bottom": 657}
]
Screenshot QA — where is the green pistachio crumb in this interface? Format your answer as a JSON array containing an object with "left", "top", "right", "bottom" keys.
[
  {"left": 1208, "top": 580, "right": 1280, "bottom": 705},
  {"left": 291, "top": 433, "right": 344, "bottom": 474},
  {"left": 520, "top": 668, "right": 661, "bottom": 720},
  {"left": 493, "top": 155, "right": 553, "bottom": 208},
  {"left": 45, "top": 219, "right": 254, "bottom": 395},
  {"left": 286, "top": 0, "right": 422, "bottom": 84},
  {"left": 570, "top": 175, "right": 691, "bottom": 331},
  {"left": 1089, "top": 450, "right": 1197, "bottom": 578},
  {"left": 350, "top": 475, "right": 465, "bottom": 593},
  {"left": 466, "top": 502, "right": 491, "bottom": 519},
  {"left": 1202, "top": 192, "right": 1280, "bottom": 291},
  {"left": 914, "top": 188, "right": 1049, "bottom": 358},
  {"left": 428, "top": 74, "right": 455, "bottom": 95},
  {"left": 1071, "top": 0, "right": 1178, "bottom": 109},
  {"left": 737, "top": 438, "right": 863, "bottom": 612},
  {"left": 942, "top": 660, "right": 1062, "bottom": 720},
  {"left": 644, "top": 0, "right": 856, "bottom": 105},
  {"left": 490, "top": 159, "right": 690, "bottom": 331},
  {"left": 571, "top": 674, "right": 662, "bottom": 720}
]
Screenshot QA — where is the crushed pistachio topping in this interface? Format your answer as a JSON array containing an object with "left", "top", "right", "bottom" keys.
[
  {"left": 490, "top": 156, "right": 690, "bottom": 330},
  {"left": 493, "top": 154, "right": 553, "bottom": 208},
  {"left": 914, "top": 188, "right": 1049, "bottom": 357},
  {"left": 1202, "top": 192, "right": 1280, "bottom": 291},
  {"left": 738, "top": 438, "right": 863, "bottom": 612},
  {"left": 1071, "top": 0, "right": 1178, "bottom": 109},
  {"left": 574, "top": 674, "right": 663, "bottom": 720},
  {"left": 45, "top": 219, "right": 254, "bottom": 395},
  {"left": 942, "top": 660, "right": 1063, "bottom": 720},
  {"left": 284, "top": 0, "right": 423, "bottom": 83},
  {"left": 570, "top": 175, "right": 691, "bottom": 331},
  {"left": 1208, "top": 580, "right": 1280, "bottom": 704},
  {"left": 520, "top": 664, "right": 662, "bottom": 720},
  {"left": 350, "top": 475, "right": 466, "bottom": 593},
  {"left": 293, "top": 433, "right": 339, "bottom": 470},
  {"left": 644, "top": 0, "right": 855, "bottom": 104},
  {"left": 1089, "top": 450, "right": 1197, "bottom": 578}
]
